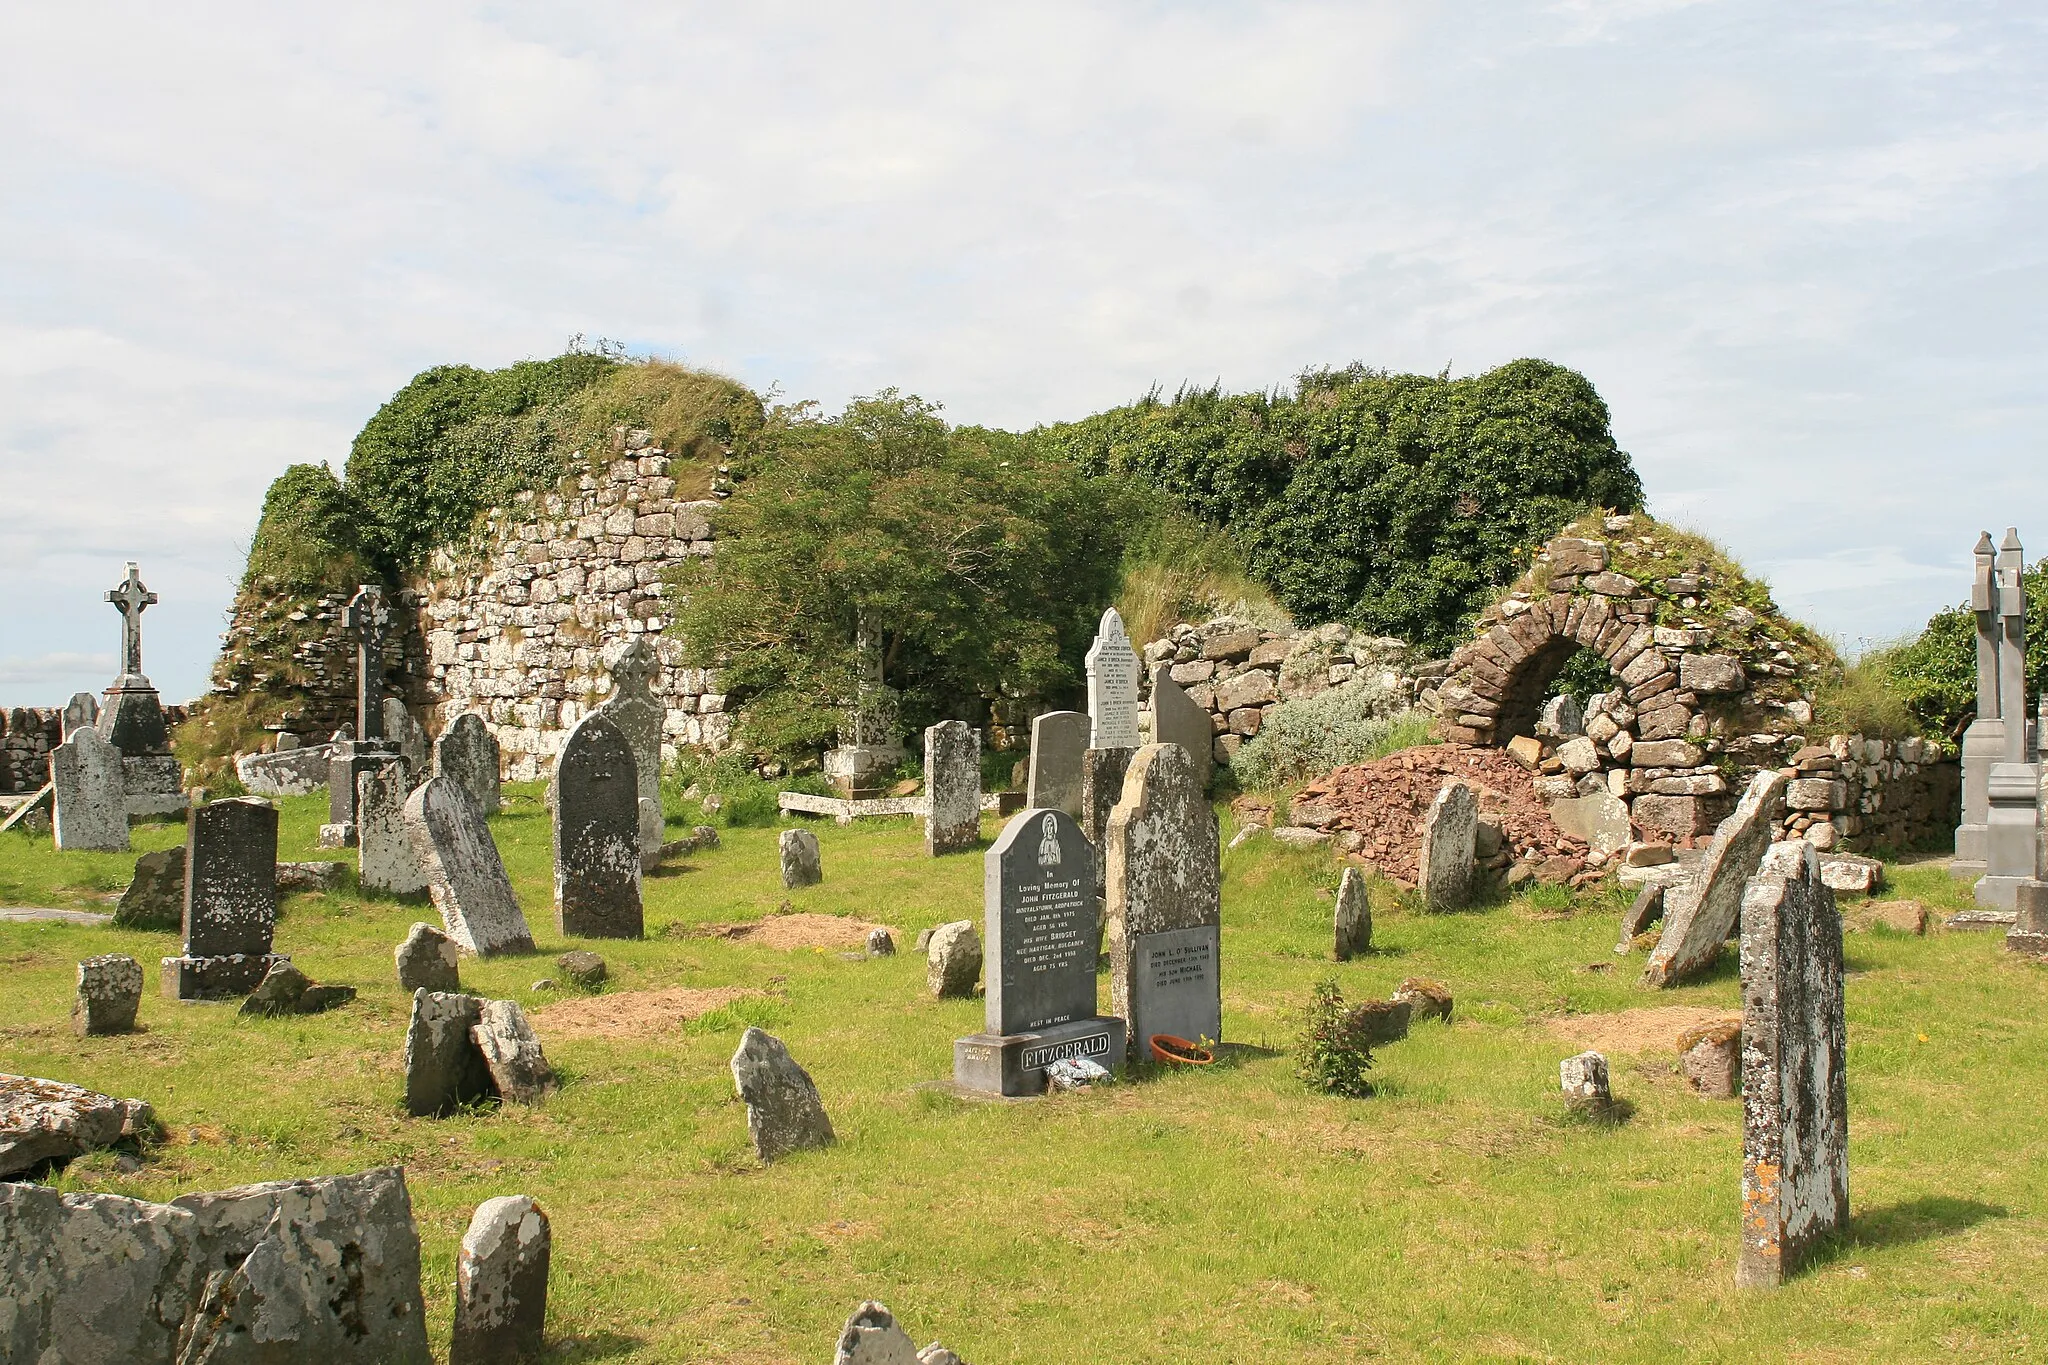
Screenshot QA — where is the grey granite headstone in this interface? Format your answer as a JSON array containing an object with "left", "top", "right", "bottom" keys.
[
  {"left": 1418, "top": 781, "right": 1478, "bottom": 913},
  {"left": 552, "top": 711, "right": 642, "bottom": 939},
  {"left": 731, "top": 1026, "right": 835, "bottom": 1163},
  {"left": 1026, "top": 711, "right": 1090, "bottom": 817},
  {"left": 434, "top": 712, "right": 502, "bottom": 817},
  {"left": 1080, "top": 746, "right": 1135, "bottom": 903},
  {"left": 924, "top": 720, "right": 981, "bottom": 856},
  {"left": 596, "top": 636, "right": 666, "bottom": 870},
  {"left": 1105, "top": 742, "right": 1221, "bottom": 1063},
  {"left": 780, "top": 827, "right": 822, "bottom": 888},
  {"left": 405, "top": 777, "right": 535, "bottom": 957},
  {"left": 51, "top": 724, "right": 128, "bottom": 852},
  {"left": 359, "top": 763, "right": 427, "bottom": 894},
  {"left": 404, "top": 988, "right": 493, "bottom": 1116},
  {"left": 61, "top": 692, "right": 99, "bottom": 739},
  {"left": 985, "top": 809, "right": 1099, "bottom": 1036},
  {"left": 74, "top": 954, "right": 142, "bottom": 1036},
  {"left": 163, "top": 798, "right": 283, "bottom": 999},
  {"left": 1737, "top": 841, "right": 1848, "bottom": 1289},
  {"left": 1085, "top": 607, "right": 1142, "bottom": 748},
  {"left": 1148, "top": 666, "right": 1213, "bottom": 791},
  {"left": 1334, "top": 866, "right": 1372, "bottom": 960},
  {"left": 1645, "top": 770, "right": 1788, "bottom": 987},
  {"left": 1130, "top": 923, "right": 1221, "bottom": 1052},
  {"left": 451, "top": 1195, "right": 551, "bottom": 1365},
  {"left": 396, "top": 922, "right": 461, "bottom": 994},
  {"left": 384, "top": 697, "right": 432, "bottom": 787}
]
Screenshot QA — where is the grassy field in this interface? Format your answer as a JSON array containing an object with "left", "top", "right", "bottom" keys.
[{"left": 2, "top": 790, "right": 2044, "bottom": 1362}]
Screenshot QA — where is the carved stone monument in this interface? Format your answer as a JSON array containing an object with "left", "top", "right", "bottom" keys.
[
  {"left": 329, "top": 585, "right": 404, "bottom": 830},
  {"left": 1105, "top": 743, "right": 1222, "bottom": 1063},
  {"left": 823, "top": 617, "right": 905, "bottom": 796},
  {"left": 924, "top": 720, "right": 981, "bottom": 856},
  {"left": 1977, "top": 529, "right": 2042, "bottom": 908},
  {"left": 552, "top": 712, "right": 643, "bottom": 939},
  {"left": 405, "top": 776, "right": 535, "bottom": 956},
  {"left": 596, "top": 636, "right": 666, "bottom": 870},
  {"left": 1085, "top": 607, "right": 1142, "bottom": 749},
  {"left": 1417, "top": 781, "right": 1478, "bottom": 913},
  {"left": 1148, "top": 666, "right": 1213, "bottom": 791},
  {"left": 162, "top": 798, "right": 286, "bottom": 999},
  {"left": 359, "top": 763, "right": 428, "bottom": 895},
  {"left": 95, "top": 562, "right": 184, "bottom": 816},
  {"left": 434, "top": 712, "right": 502, "bottom": 816}
]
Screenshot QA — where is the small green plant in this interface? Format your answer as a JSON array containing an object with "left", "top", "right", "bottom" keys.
[
  {"left": 1294, "top": 977, "right": 1375, "bottom": 1099},
  {"left": 1231, "top": 680, "right": 1428, "bottom": 791}
]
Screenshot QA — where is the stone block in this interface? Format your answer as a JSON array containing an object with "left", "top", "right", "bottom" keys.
[
  {"left": 471, "top": 1000, "right": 558, "bottom": 1105},
  {"left": 1631, "top": 739, "right": 1703, "bottom": 768},
  {"left": 1560, "top": 1051, "right": 1611, "bottom": 1113},
  {"left": 1786, "top": 778, "right": 1846, "bottom": 812},
  {"left": 396, "top": 922, "right": 462, "bottom": 994},
  {"left": 73, "top": 954, "right": 142, "bottom": 1036},
  {"left": 1333, "top": 866, "right": 1372, "bottom": 960},
  {"left": 780, "top": 828, "right": 823, "bottom": 888},
  {"left": 1679, "top": 652, "right": 1747, "bottom": 694},
  {"left": 926, "top": 920, "right": 981, "bottom": 998}
]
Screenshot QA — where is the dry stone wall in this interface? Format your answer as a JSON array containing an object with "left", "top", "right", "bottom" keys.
[
  {"left": 3, "top": 704, "right": 189, "bottom": 794},
  {"left": 210, "top": 587, "right": 420, "bottom": 744}
]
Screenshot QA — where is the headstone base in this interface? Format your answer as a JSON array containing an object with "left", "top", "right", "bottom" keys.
[
  {"left": 953, "top": 1016, "right": 1125, "bottom": 1097},
  {"left": 99, "top": 676, "right": 170, "bottom": 756},
  {"left": 121, "top": 755, "right": 187, "bottom": 816},
  {"left": 329, "top": 742, "right": 401, "bottom": 825},
  {"left": 162, "top": 952, "right": 291, "bottom": 1000},
  {"left": 1975, "top": 876, "right": 2029, "bottom": 910},
  {"left": 2007, "top": 881, "right": 2048, "bottom": 955},
  {"left": 1949, "top": 820, "right": 1986, "bottom": 881}
]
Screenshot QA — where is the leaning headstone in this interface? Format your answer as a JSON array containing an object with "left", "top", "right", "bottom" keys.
[
  {"left": 406, "top": 776, "right": 535, "bottom": 956},
  {"left": 404, "top": 989, "right": 493, "bottom": 1117},
  {"left": 1105, "top": 743, "right": 1221, "bottom": 1064},
  {"left": 396, "top": 922, "right": 462, "bottom": 994},
  {"left": 471, "top": 1000, "right": 558, "bottom": 1105},
  {"left": 781, "top": 828, "right": 823, "bottom": 888},
  {"left": 1644, "top": 770, "right": 1789, "bottom": 988},
  {"left": 552, "top": 712, "right": 642, "bottom": 939},
  {"left": 1737, "top": 840, "right": 1848, "bottom": 1289},
  {"left": 163, "top": 797, "right": 284, "bottom": 999},
  {"left": 359, "top": 763, "right": 428, "bottom": 894},
  {"left": 1148, "top": 666, "right": 1213, "bottom": 790},
  {"left": 384, "top": 697, "right": 432, "bottom": 786},
  {"left": 114, "top": 846, "right": 185, "bottom": 930},
  {"left": 435, "top": 712, "right": 503, "bottom": 816},
  {"left": 730, "top": 1026, "right": 835, "bottom": 1162},
  {"left": 1560, "top": 1051, "right": 1611, "bottom": 1114},
  {"left": 1334, "top": 866, "right": 1372, "bottom": 960},
  {"left": 1080, "top": 745, "right": 1136, "bottom": 902},
  {"left": 923, "top": 720, "right": 981, "bottom": 855},
  {"left": 1026, "top": 711, "right": 1090, "bottom": 817},
  {"left": 926, "top": 920, "right": 981, "bottom": 998},
  {"left": 1417, "top": 781, "right": 1478, "bottom": 913},
  {"left": 451, "top": 1195, "right": 552, "bottom": 1365},
  {"left": 74, "top": 954, "right": 142, "bottom": 1036},
  {"left": 50, "top": 724, "right": 128, "bottom": 852},
  {"left": 1085, "top": 607, "right": 1142, "bottom": 749},
  {"left": 596, "top": 636, "right": 666, "bottom": 871}
]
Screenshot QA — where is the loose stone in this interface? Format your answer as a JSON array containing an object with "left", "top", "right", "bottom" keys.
[
  {"left": 556, "top": 950, "right": 607, "bottom": 991},
  {"left": 470, "top": 1000, "right": 558, "bottom": 1105},
  {"left": 1560, "top": 1051, "right": 1611, "bottom": 1113},
  {"left": 926, "top": 920, "right": 982, "bottom": 998},
  {"left": 404, "top": 989, "right": 493, "bottom": 1117},
  {"left": 396, "top": 921, "right": 462, "bottom": 994},
  {"left": 866, "top": 928, "right": 896, "bottom": 956},
  {"left": 780, "top": 827, "right": 823, "bottom": 888},
  {"left": 1678, "top": 1021, "right": 1741, "bottom": 1099},
  {"left": 451, "top": 1195, "right": 552, "bottom": 1365},
  {"left": 1393, "top": 977, "right": 1453, "bottom": 1023},
  {"left": 114, "top": 847, "right": 184, "bottom": 930}
]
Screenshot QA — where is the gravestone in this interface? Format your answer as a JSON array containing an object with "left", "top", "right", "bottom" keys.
[
  {"left": 163, "top": 798, "right": 285, "bottom": 999},
  {"left": 1105, "top": 743, "right": 1221, "bottom": 1064},
  {"left": 1085, "top": 607, "right": 1142, "bottom": 748},
  {"left": 359, "top": 763, "right": 428, "bottom": 894},
  {"left": 329, "top": 584, "right": 403, "bottom": 828},
  {"left": 1080, "top": 745, "right": 1135, "bottom": 904},
  {"left": 74, "top": 954, "right": 142, "bottom": 1036},
  {"left": 61, "top": 692, "right": 99, "bottom": 739},
  {"left": 451, "top": 1195, "right": 551, "bottom": 1365},
  {"left": 471, "top": 1000, "right": 558, "bottom": 1104},
  {"left": 1334, "top": 866, "right": 1372, "bottom": 960},
  {"left": 1417, "top": 781, "right": 1478, "bottom": 913},
  {"left": 1560, "top": 1051, "right": 1611, "bottom": 1114},
  {"left": 1978, "top": 527, "right": 2041, "bottom": 907},
  {"left": 51, "top": 724, "right": 128, "bottom": 852},
  {"left": 404, "top": 989, "right": 493, "bottom": 1117},
  {"left": 395, "top": 922, "right": 461, "bottom": 994},
  {"left": 405, "top": 776, "right": 535, "bottom": 956},
  {"left": 596, "top": 636, "right": 666, "bottom": 871},
  {"left": 954, "top": 807, "right": 1124, "bottom": 1095},
  {"left": 780, "top": 828, "right": 822, "bottom": 888},
  {"left": 1148, "top": 666, "right": 1213, "bottom": 791},
  {"left": 731, "top": 1027, "right": 836, "bottom": 1162},
  {"left": 115, "top": 847, "right": 184, "bottom": 930},
  {"left": 1026, "top": 711, "right": 1090, "bottom": 817},
  {"left": 923, "top": 720, "right": 981, "bottom": 856},
  {"left": 381, "top": 698, "right": 429, "bottom": 785},
  {"left": 1737, "top": 841, "right": 1849, "bottom": 1289},
  {"left": 94, "top": 562, "right": 184, "bottom": 816},
  {"left": 552, "top": 711, "right": 643, "bottom": 939},
  {"left": 434, "top": 712, "right": 502, "bottom": 816},
  {"left": 1644, "top": 771, "right": 1788, "bottom": 988},
  {"left": 2008, "top": 879, "right": 2048, "bottom": 956}
]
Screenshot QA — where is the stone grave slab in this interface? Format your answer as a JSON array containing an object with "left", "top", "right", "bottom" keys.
[
  {"left": 163, "top": 798, "right": 285, "bottom": 1000},
  {"left": 553, "top": 712, "right": 642, "bottom": 939},
  {"left": 1418, "top": 780, "right": 1478, "bottom": 912},
  {"left": 1105, "top": 742, "right": 1221, "bottom": 1063},
  {"left": 1644, "top": 770, "right": 1787, "bottom": 987},
  {"left": 1148, "top": 666, "right": 1213, "bottom": 791},
  {"left": 924, "top": 720, "right": 981, "bottom": 855},
  {"left": 434, "top": 712, "right": 502, "bottom": 816},
  {"left": 51, "top": 725, "right": 128, "bottom": 852},
  {"left": 1129, "top": 923, "right": 1222, "bottom": 1052},
  {"left": 1085, "top": 607, "right": 1142, "bottom": 748},
  {"left": 359, "top": 763, "right": 427, "bottom": 894},
  {"left": 405, "top": 777, "right": 534, "bottom": 957},
  {"left": 596, "top": 636, "right": 665, "bottom": 870},
  {"left": 1080, "top": 745, "right": 1135, "bottom": 904}
]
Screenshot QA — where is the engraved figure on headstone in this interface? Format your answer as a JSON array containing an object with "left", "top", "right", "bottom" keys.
[
  {"left": 1037, "top": 813, "right": 1062, "bottom": 866},
  {"left": 1085, "top": 608, "right": 1142, "bottom": 749},
  {"left": 596, "top": 636, "right": 666, "bottom": 870}
]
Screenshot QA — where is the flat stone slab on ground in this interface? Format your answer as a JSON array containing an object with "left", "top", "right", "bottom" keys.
[
  {"left": 0, "top": 1073, "right": 154, "bottom": 1178},
  {"left": 0, "top": 907, "right": 114, "bottom": 926}
]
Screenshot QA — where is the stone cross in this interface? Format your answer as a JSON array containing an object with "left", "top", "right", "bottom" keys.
[
  {"left": 1997, "top": 528, "right": 2028, "bottom": 767},
  {"left": 344, "top": 585, "right": 393, "bottom": 741},
  {"left": 1955, "top": 532, "right": 2006, "bottom": 876},
  {"left": 104, "top": 562, "right": 157, "bottom": 680}
]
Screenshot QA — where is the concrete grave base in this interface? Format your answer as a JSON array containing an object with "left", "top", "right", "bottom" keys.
[
  {"left": 161, "top": 952, "right": 288, "bottom": 1000},
  {"left": 953, "top": 1016, "right": 1125, "bottom": 1097}
]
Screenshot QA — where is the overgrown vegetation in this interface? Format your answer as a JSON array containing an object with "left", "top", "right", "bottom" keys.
[
  {"left": 1294, "top": 977, "right": 1376, "bottom": 1098},
  {"left": 241, "top": 463, "right": 369, "bottom": 592},
  {"left": 1112, "top": 504, "right": 1289, "bottom": 647},
  {"left": 1859, "top": 561, "right": 2048, "bottom": 741},
  {"left": 1230, "top": 679, "right": 1428, "bottom": 791}
]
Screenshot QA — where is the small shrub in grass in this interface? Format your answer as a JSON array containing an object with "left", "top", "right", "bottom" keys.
[
  {"left": 1230, "top": 679, "right": 1423, "bottom": 791},
  {"left": 1295, "top": 978, "right": 1375, "bottom": 1099}
]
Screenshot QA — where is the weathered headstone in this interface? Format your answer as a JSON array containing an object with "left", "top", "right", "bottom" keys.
[
  {"left": 74, "top": 954, "right": 142, "bottom": 1036},
  {"left": 471, "top": 1000, "right": 558, "bottom": 1105},
  {"left": 2007, "top": 879, "right": 2048, "bottom": 955},
  {"left": 404, "top": 989, "right": 494, "bottom": 1117},
  {"left": 238, "top": 741, "right": 340, "bottom": 797},
  {"left": 60, "top": 691, "right": 99, "bottom": 738},
  {"left": 731, "top": 1026, "right": 835, "bottom": 1162},
  {"left": 926, "top": 920, "right": 982, "bottom": 998},
  {"left": 1644, "top": 771, "right": 1789, "bottom": 988},
  {"left": 780, "top": 827, "right": 822, "bottom": 888},
  {"left": 1417, "top": 781, "right": 1478, "bottom": 913},
  {"left": 1737, "top": 841, "right": 1848, "bottom": 1289},
  {"left": 596, "top": 636, "right": 666, "bottom": 871},
  {"left": 923, "top": 720, "right": 981, "bottom": 856},
  {"left": 1334, "top": 866, "right": 1372, "bottom": 960},
  {"left": 114, "top": 846, "right": 184, "bottom": 930},
  {"left": 1148, "top": 666, "right": 1213, "bottom": 791},
  {"left": 405, "top": 777, "right": 535, "bottom": 956},
  {"left": 1680, "top": 1020, "right": 1742, "bottom": 1098},
  {"left": 1105, "top": 743, "right": 1220, "bottom": 1064},
  {"left": 451, "top": 1195, "right": 551, "bottom": 1365},
  {"left": 435, "top": 712, "right": 503, "bottom": 816},
  {"left": 360, "top": 762, "right": 428, "bottom": 895},
  {"left": 50, "top": 724, "right": 128, "bottom": 852},
  {"left": 1026, "top": 711, "right": 1090, "bottom": 817},
  {"left": 1085, "top": 607, "right": 1142, "bottom": 749},
  {"left": 1617, "top": 883, "right": 1667, "bottom": 951},
  {"left": 163, "top": 798, "right": 284, "bottom": 999},
  {"left": 833, "top": 1301, "right": 918, "bottom": 1365},
  {"left": 1080, "top": 745, "right": 1136, "bottom": 903},
  {"left": 396, "top": 922, "right": 462, "bottom": 994},
  {"left": 384, "top": 697, "right": 432, "bottom": 786},
  {"left": 0, "top": 1181, "right": 201, "bottom": 1363},
  {"left": 1560, "top": 1051, "right": 1611, "bottom": 1114},
  {"left": 865, "top": 928, "right": 895, "bottom": 956},
  {"left": 552, "top": 712, "right": 642, "bottom": 939}
]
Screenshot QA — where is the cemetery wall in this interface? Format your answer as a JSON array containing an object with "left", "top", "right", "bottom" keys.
[{"left": 1, "top": 704, "right": 189, "bottom": 794}]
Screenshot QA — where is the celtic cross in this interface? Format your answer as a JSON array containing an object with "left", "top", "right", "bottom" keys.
[
  {"left": 105, "top": 563, "right": 158, "bottom": 679},
  {"left": 343, "top": 585, "right": 393, "bottom": 741}
]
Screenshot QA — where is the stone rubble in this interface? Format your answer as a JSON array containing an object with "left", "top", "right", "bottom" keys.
[{"left": 0, "top": 1072, "right": 155, "bottom": 1178}]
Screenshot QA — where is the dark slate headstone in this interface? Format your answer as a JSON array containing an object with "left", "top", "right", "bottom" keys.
[
  {"left": 162, "top": 798, "right": 285, "bottom": 999},
  {"left": 1025, "top": 711, "right": 1090, "bottom": 817},
  {"left": 985, "top": 808, "right": 1098, "bottom": 1035},
  {"left": 1129, "top": 923, "right": 1222, "bottom": 1051},
  {"left": 552, "top": 712, "right": 642, "bottom": 939}
]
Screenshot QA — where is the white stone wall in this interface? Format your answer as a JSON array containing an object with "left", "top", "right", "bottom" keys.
[{"left": 416, "top": 450, "right": 730, "bottom": 782}]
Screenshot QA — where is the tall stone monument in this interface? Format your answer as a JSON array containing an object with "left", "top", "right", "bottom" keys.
[
  {"left": 1026, "top": 710, "right": 1089, "bottom": 817},
  {"left": 330, "top": 585, "right": 404, "bottom": 831},
  {"left": 1736, "top": 841, "right": 1849, "bottom": 1289},
  {"left": 1085, "top": 608, "right": 1142, "bottom": 749},
  {"left": 1417, "top": 781, "right": 1478, "bottom": 913},
  {"left": 50, "top": 724, "right": 129, "bottom": 852},
  {"left": 1978, "top": 528, "right": 2042, "bottom": 908},
  {"left": 1105, "top": 743, "right": 1222, "bottom": 1062},
  {"left": 162, "top": 798, "right": 286, "bottom": 999},
  {"left": 954, "top": 807, "right": 1126, "bottom": 1095},
  {"left": 823, "top": 616, "right": 905, "bottom": 796},
  {"left": 1952, "top": 533, "right": 2001, "bottom": 878},
  {"left": 95, "top": 562, "right": 184, "bottom": 815},
  {"left": 596, "top": 636, "right": 666, "bottom": 871},
  {"left": 552, "top": 712, "right": 643, "bottom": 938},
  {"left": 924, "top": 720, "right": 981, "bottom": 855}
]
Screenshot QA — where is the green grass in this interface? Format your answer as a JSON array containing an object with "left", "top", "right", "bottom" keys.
[{"left": 2, "top": 796, "right": 2044, "bottom": 1362}]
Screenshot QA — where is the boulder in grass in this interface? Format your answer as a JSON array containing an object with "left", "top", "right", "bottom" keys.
[
  {"left": 1392, "top": 977, "right": 1453, "bottom": 1024},
  {"left": 834, "top": 1301, "right": 920, "bottom": 1365},
  {"left": 925, "top": 921, "right": 982, "bottom": 999},
  {"left": 0, "top": 1073, "right": 154, "bottom": 1178},
  {"left": 396, "top": 922, "right": 461, "bottom": 994},
  {"left": 866, "top": 928, "right": 896, "bottom": 957},
  {"left": 114, "top": 847, "right": 184, "bottom": 931},
  {"left": 556, "top": 950, "right": 607, "bottom": 991},
  {"left": 1560, "top": 1051, "right": 1611, "bottom": 1115}
]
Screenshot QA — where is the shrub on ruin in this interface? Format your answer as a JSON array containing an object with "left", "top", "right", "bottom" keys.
[
  {"left": 1869, "top": 562, "right": 2048, "bottom": 741},
  {"left": 1295, "top": 978, "right": 1375, "bottom": 1099},
  {"left": 1229, "top": 679, "right": 1422, "bottom": 791},
  {"left": 242, "top": 463, "right": 367, "bottom": 592}
]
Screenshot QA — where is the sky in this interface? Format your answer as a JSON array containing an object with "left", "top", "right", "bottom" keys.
[{"left": 3, "top": 1, "right": 2044, "bottom": 706}]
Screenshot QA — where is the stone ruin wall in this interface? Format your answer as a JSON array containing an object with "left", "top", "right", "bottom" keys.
[
  {"left": 2, "top": 704, "right": 189, "bottom": 795},
  {"left": 212, "top": 588, "right": 422, "bottom": 744}
]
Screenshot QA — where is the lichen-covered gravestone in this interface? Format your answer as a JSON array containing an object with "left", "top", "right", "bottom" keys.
[
  {"left": 359, "top": 763, "right": 428, "bottom": 894},
  {"left": 163, "top": 797, "right": 285, "bottom": 999},
  {"left": 780, "top": 828, "right": 822, "bottom": 888},
  {"left": 470, "top": 1000, "right": 558, "bottom": 1105},
  {"left": 114, "top": 846, "right": 184, "bottom": 930},
  {"left": 924, "top": 720, "right": 981, "bottom": 856},
  {"left": 451, "top": 1195, "right": 551, "bottom": 1365},
  {"left": 74, "top": 954, "right": 142, "bottom": 1036},
  {"left": 1645, "top": 770, "right": 1788, "bottom": 988},
  {"left": 925, "top": 920, "right": 982, "bottom": 999},
  {"left": 1085, "top": 607, "right": 1142, "bottom": 749},
  {"left": 1080, "top": 745, "right": 1135, "bottom": 903},
  {"left": 1333, "top": 866, "right": 1372, "bottom": 960},
  {"left": 552, "top": 712, "right": 642, "bottom": 939},
  {"left": 1026, "top": 710, "right": 1090, "bottom": 817},
  {"left": 1417, "top": 781, "right": 1478, "bottom": 913},
  {"left": 595, "top": 636, "right": 666, "bottom": 871},
  {"left": 1737, "top": 841, "right": 1849, "bottom": 1289},
  {"left": 395, "top": 922, "right": 461, "bottom": 994},
  {"left": 384, "top": 696, "right": 432, "bottom": 787},
  {"left": 404, "top": 989, "right": 494, "bottom": 1117},
  {"left": 730, "top": 1026, "right": 835, "bottom": 1162},
  {"left": 50, "top": 724, "right": 128, "bottom": 852},
  {"left": 1560, "top": 1051, "right": 1611, "bottom": 1114},
  {"left": 1105, "top": 743, "right": 1221, "bottom": 1064},
  {"left": 434, "top": 712, "right": 502, "bottom": 816},
  {"left": 405, "top": 776, "right": 535, "bottom": 956},
  {"left": 1148, "top": 666, "right": 1213, "bottom": 791}
]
